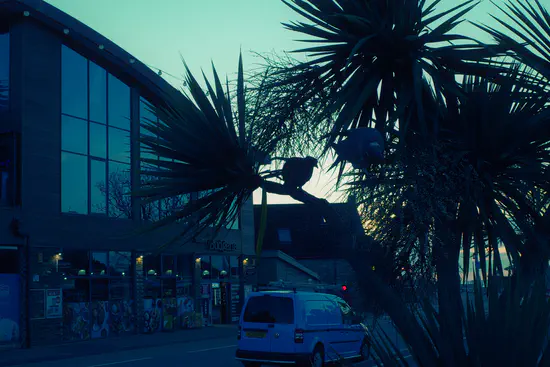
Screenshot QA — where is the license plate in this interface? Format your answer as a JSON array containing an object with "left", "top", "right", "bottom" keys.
[{"left": 245, "top": 331, "right": 266, "bottom": 338}]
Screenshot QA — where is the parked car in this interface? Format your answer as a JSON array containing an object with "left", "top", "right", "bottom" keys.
[{"left": 235, "top": 290, "right": 371, "bottom": 367}]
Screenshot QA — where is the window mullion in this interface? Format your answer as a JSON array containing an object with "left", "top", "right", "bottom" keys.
[
  {"left": 87, "top": 60, "right": 91, "bottom": 215},
  {"left": 105, "top": 72, "right": 109, "bottom": 217}
]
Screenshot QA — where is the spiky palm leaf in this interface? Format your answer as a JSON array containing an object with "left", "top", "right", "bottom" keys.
[
  {"left": 443, "top": 67, "right": 550, "bottom": 283},
  {"left": 356, "top": 272, "right": 550, "bottom": 367},
  {"left": 270, "top": 0, "right": 502, "bottom": 157},
  {"left": 135, "top": 54, "right": 275, "bottom": 247},
  {"left": 477, "top": 0, "right": 550, "bottom": 83},
  {"left": 352, "top": 63, "right": 550, "bottom": 283}
]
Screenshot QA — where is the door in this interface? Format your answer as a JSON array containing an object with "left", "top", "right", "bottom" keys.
[
  {"left": 220, "top": 282, "right": 228, "bottom": 324},
  {"left": 267, "top": 296, "right": 295, "bottom": 354},
  {"left": 0, "top": 247, "right": 20, "bottom": 349},
  {"left": 240, "top": 294, "right": 295, "bottom": 354},
  {"left": 323, "top": 298, "right": 349, "bottom": 361},
  {"left": 335, "top": 298, "right": 363, "bottom": 357},
  {"left": 303, "top": 299, "right": 340, "bottom": 361}
]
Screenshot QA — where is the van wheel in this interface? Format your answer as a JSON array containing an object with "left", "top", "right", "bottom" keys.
[
  {"left": 310, "top": 345, "right": 324, "bottom": 367},
  {"left": 359, "top": 339, "right": 371, "bottom": 361}
]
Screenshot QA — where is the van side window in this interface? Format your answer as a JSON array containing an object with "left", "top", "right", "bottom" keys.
[
  {"left": 324, "top": 300, "right": 343, "bottom": 325},
  {"left": 304, "top": 300, "right": 328, "bottom": 325},
  {"left": 243, "top": 296, "right": 294, "bottom": 324}
]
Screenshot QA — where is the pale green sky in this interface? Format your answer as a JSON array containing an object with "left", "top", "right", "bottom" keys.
[{"left": 45, "top": 0, "right": 499, "bottom": 204}]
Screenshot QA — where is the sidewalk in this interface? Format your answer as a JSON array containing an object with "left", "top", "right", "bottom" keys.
[{"left": 1, "top": 325, "right": 236, "bottom": 366}]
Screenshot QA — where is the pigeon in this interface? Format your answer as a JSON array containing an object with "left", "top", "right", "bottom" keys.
[
  {"left": 264, "top": 156, "right": 318, "bottom": 190},
  {"left": 331, "top": 127, "right": 385, "bottom": 170}
]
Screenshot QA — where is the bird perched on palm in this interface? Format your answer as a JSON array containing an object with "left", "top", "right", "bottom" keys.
[
  {"left": 263, "top": 156, "right": 318, "bottom": 190},
  {"left": 331, "top": 127, "right": 385, "bottom": 170}
]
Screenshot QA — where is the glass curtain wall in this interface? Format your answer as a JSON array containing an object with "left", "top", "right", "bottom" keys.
[{"left": 61, "top": 45, "right": 132, "bottom": 218}]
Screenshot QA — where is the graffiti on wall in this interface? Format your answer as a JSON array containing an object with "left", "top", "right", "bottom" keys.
[
  {"left": 143, "top": 298, "right": 162, "bottom": 334},
  {"left": 109, "top": 300, "right": 136, "bottom": 335},
  {"left": 143, "top": 296, "right": 196, "bottom": 333},
  {"left": 91, "top": 301, "right": 109, "bottom": 339},
  {"left": 63, "top": 300, "right": 136, "bottom": 341},
  {"left": 63, "top": 303, "right": 90, "bottom": 341}
]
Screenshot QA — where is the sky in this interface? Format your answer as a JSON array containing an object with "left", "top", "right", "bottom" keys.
[{"left": 44, "top": 0, "right": 501, "bottom": 206}]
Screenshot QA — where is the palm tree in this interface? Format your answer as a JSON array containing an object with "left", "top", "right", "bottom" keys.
[
  {"left": 130, "top": 0, "right": 550, "bottom": 364},
  {"left": 251, "top": 0, "right": 550, "bottom": 365},
  {"left": 134, "top": 55, "right": 339, "bottom": 250}
]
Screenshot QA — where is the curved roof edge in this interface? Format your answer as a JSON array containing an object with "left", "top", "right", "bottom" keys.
[{"left": 0, "top": 0, "right": 180, "bottom": 103}]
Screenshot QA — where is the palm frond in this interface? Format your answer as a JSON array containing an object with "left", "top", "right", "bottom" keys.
[
  {"left": 134, "top": 54, "right": 272, "bottom": 248},
  {"left": 265, "top": 0, "right": 503, "bottom": 160},
  {"left": 351, "top": 63, "right": 550, "bottom": 283},
  {"left": 476, "top": 0, "right": 550, "bottom": 82},
  {"left": 359, "top": 271, "right": 550, "bottom": 366}
]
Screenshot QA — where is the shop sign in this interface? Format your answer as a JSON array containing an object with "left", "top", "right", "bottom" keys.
[
  {"left": 45, "top": 289, "right": 62, "bottom": 319},
  {"left": 207, "top": 240, "right": 237, "bottom": 253}
]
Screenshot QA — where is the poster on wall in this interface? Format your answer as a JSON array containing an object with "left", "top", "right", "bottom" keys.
[
  {"left": 45, "top": 289, "right": 62, "bottom": 319},
  {"left": 0, "top": 274, "right": 20, "bottom": 345},
  {"left": 30, "top": 289, "right": 46, "bottom": 320},
  {"left": 143, "top": 298, "right": 162, "bottom": 334},
  {"left": 231, "top": 284, "right": 240, "bottom": 322},
  {"left": 162, "top": 297, "right": 177, "bottom": 331},
  {"left": 244, "top": 284, "right": 253, "bottom": 300},
  {"left": 201, "top": 298, "right": 210, "bottom": 325}
]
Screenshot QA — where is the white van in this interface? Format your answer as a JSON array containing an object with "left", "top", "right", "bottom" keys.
[{"left": 235, "top": 290, "right": 371, "bottom": 366}]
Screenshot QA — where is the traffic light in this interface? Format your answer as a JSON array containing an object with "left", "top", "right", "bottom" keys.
[{"left": 340, "top": 285, "right": 352, "bottom": 306}]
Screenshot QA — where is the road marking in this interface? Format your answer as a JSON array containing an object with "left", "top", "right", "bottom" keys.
[
  {"left": 186, "top": 344, "right": 237, "bottom": 353},
  {"left": 87, "top": 357, "right": 153, "bottom": 367}
]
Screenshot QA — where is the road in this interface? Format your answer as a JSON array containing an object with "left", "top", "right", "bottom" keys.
[{"left": 10, "top": 335, "right": 413, "bottom": 367}]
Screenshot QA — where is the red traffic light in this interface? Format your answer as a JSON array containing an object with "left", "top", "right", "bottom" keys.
[{"left": 341, "top": 285, "right": 347, "bottom": 291}]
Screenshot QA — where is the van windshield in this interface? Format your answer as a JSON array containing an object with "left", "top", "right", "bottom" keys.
[{"left": 243, "top": 295, "right": 294, "bottom": 324}]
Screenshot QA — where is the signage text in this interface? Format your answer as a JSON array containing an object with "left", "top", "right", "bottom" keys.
[{"left": 207, "top": 240, "right": 237, "bottom": 253}]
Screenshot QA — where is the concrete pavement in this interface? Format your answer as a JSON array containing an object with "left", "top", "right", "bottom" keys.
[
  {"left": 3, "top": 318, "right": 414, "bottom": 367},
  {"left": 1, "top": 325, "right": 237, "bottom": 366},
  {"left": 7, "top": 336, "right": 412, "bottom": 367}
]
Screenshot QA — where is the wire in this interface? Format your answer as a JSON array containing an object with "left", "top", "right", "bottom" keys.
[{"left": 142, "top": 62, "right": 188, "bottom": 86}]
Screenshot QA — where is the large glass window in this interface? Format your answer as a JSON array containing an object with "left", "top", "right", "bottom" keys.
[
  {"left": 89, "top": 62, "right": 107, "bottom": 124},
  {"left": 0, "top": 132, "right": 21, "bottom": 207},
  {"left": 61, "top": 46, "right": 87, "bottom": 119},
  {"left": 61, "top": 152, "right": 88, "bottom": 214},
  {"left": 108, "top": 75, "right": 130, "bottom": 130},
  {"left": 0, "top": 29, "right": 9, "bottom": 112},
  {"left": 61, "top": 45, "right": 132, "bottom": 218},
  {"left": 139, "top": 98, "right": 189, "bottom": 221}
]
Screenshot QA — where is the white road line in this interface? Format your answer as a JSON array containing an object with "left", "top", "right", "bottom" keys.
[
  {"left": 186, "top": 344, "right": 237, "bottom": 354},
  {"left": 86, "top": 357, "right": 153, "bottom": 367}
]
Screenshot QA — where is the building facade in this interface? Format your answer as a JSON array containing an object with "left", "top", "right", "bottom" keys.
[
  {"left": 0, "top": 0, "right": 255, "bottom": 349},
  {"left": 253, "top": 199, "right": 369, "bottom": 309}
]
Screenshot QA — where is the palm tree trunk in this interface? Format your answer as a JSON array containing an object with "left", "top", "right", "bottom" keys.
[{"left": 433, "top": 217, "right": 467, "bottom": 366}]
